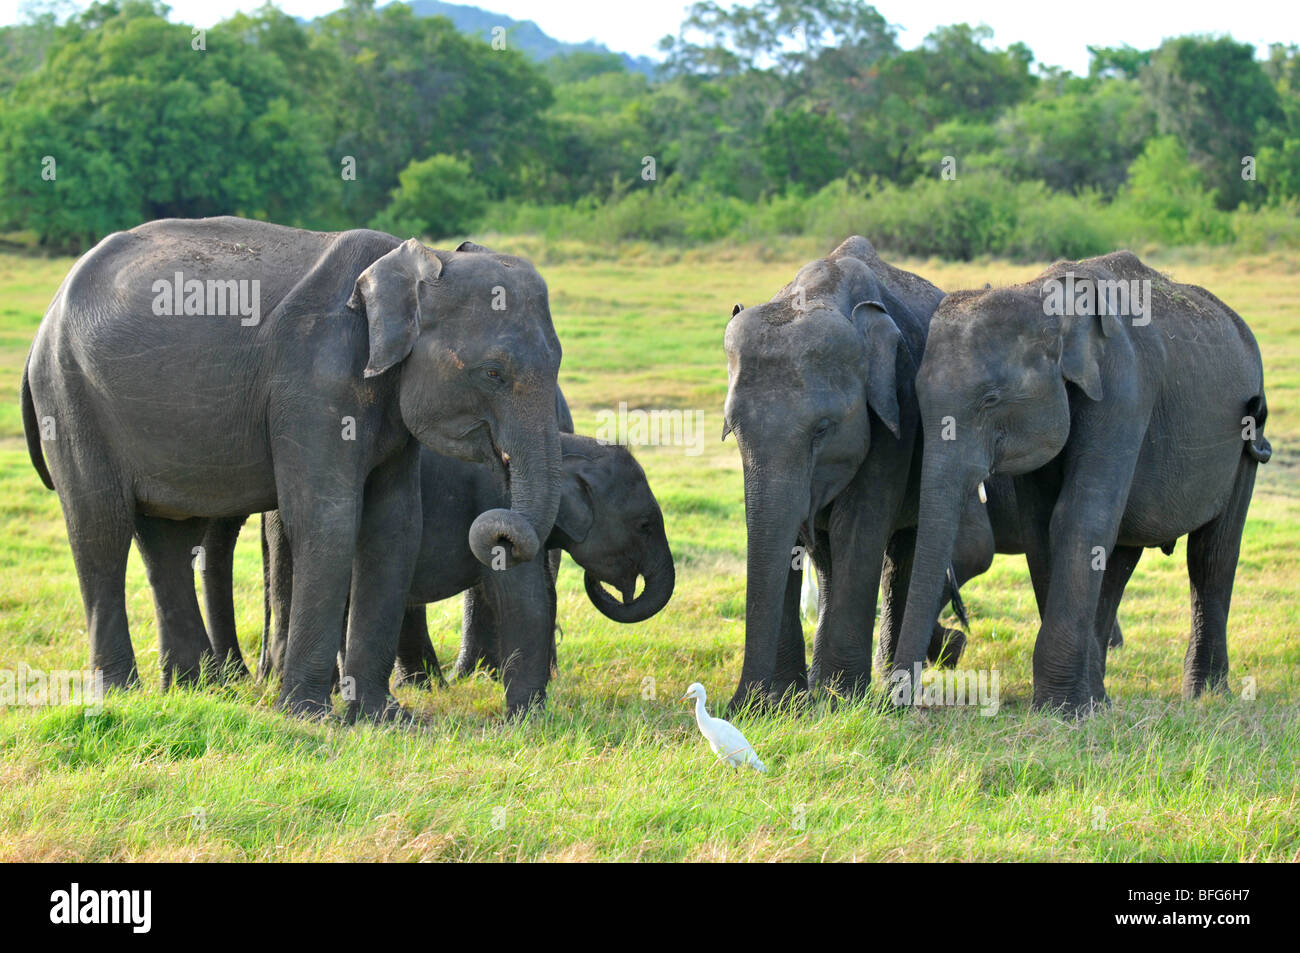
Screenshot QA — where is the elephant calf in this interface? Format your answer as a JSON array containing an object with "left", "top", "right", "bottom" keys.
[{"left": 200, "top": 433, "right": 674, "bottom": 715}]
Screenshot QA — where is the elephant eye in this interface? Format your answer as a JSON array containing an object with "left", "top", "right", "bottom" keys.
[
  {"left": 637, "top": 518, "right": 654, "bottom": 534},
  {"left": 979, "top": 393, "right": 1000, "bottom": 411},
  {"left": 479, "top": 363, "right": 507, "bottom": 385}
]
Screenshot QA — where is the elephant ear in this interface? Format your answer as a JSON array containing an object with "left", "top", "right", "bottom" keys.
[
  {"left": 348, "top": 238, "right": 442, "bottom": 378},
  {"left": 554, "top": 463, "right": 595, "bottom": 544},
  {"left": 1058, "top": 290, "right": 1123, "bottom": 401},
  {"left": 456, "top": 240, "right": 493, "bottom": 254},
  {"left": 850, "top": 300, "right": 902, "bottom": 438}
]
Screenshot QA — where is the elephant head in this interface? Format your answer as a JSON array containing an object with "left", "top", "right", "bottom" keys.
[
  {"left": 549, "top": 434, "right": 675, "bottom": 623},
  {"left": 722, "top": 236, "right": 915, "bottom": 701},
  {"left": 350, "top": 238, "right": 563, "bottom": 569},
  {"left": 890, "top": 265, "right": 1125, "bottom": 682}
]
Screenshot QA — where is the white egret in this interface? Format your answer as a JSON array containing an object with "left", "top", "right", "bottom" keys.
[
  {"left": 799, "top": 559, "right": 818, "bottom": 622},
  {"left": 680, "top": 683, "right": 767, "bottom": 772}
]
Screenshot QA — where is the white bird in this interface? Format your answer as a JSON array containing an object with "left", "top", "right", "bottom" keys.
[
  {"left": 680, "top": 683, "right": 767, "bottom": 772},
  {"left": 799, "top": 559, "right": 818, "bottom": 622}
]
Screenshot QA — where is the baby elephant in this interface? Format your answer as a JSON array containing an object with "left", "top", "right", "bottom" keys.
[{"left": 248, "top": 432, "right": 674, "bottom": 714}]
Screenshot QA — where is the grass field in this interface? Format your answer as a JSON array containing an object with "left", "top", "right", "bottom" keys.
[{"left": 0, "top": 242, "right": 1296, "bottom": 861}]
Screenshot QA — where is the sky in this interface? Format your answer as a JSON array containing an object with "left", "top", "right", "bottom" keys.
[{"left": 3, "top": 0, "right": 1298, "bottom": 76}]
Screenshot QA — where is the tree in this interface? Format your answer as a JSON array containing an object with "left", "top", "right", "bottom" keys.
[
  {"left": 759, "top": 107, "right": 848, "bottom": 191},
  {"left": 1140, "top": 36, "right": 1283, "bottom": 208}
]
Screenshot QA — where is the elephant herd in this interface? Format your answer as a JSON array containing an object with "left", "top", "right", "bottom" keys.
[{"left": 21, "top": 218, "right": 1271, "bottom": 722}]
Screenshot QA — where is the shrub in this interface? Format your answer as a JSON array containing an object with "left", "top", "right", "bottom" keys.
[{"left": 372, "top": 154, "right": 489, "bottom": 241}]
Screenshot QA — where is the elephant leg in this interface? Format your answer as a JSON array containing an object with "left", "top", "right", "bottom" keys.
[
  {"left": 547, "top": 547, "right": 562, "bottom": 587},
  {"left": 926, "top": 490, "right": 995, "bottom": 667},
  {"left": 53, "top": 469, "right": 138, "bottom": 689},
  {"left": 133, "top": 514, "right": 215, "bottom": 688},
  {"left": 199, "top": 516, "right": 249, "bottom": 678},
  {"left": 1012, "top": 474, "right": 1058, "bottom": 625},
  {"left": 394, "top": 605, "right": 446, "bottom": 689},
  {"left": 926, "top": 623, "right": 967, "bottom": 669},
  {"left": 810, "top": 505, "right": 891, "bottom": 701},
  {"left": 481, "top": 553, "right": 555, "bottom": 717},
  {"left": 455, "top": 583, "right": 503, "bottom": 679},
  {"left": 1031, "top": 441, "right": 1141, "bottom": 714},
  {"left": 1089, "top": 545, "right": 1141, "bottom": 698},
  {"left": 258, "top": 511, "right": 293, "bottom": 682},
  {"left": 1184, "top": 458, "right": 1257, "bottom": 697},
  {"left": 340, "top": 447, "right": 421, "bottom": 722},
  {"left": 772, "top": 563, "right": 809, "bottom": 701},
  {"left": 276, "top": 495, "right": 361, "bottom": 718},
  {"left": 876, "top": 528, "right": 914, "bottom": 669}
]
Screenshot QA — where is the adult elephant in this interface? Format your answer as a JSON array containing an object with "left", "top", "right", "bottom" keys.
[
  {"left": 248, "top": 432, "right": 674, "bottom": 713},
  {"left": 21, "top": 217, "right": 562, "bottom": 720},
  {"left": 891, "top": 252, "right": 1271, "bottom": 712},
  {"left": 722, "top": 236, "right": 948, "bottom": 712}
]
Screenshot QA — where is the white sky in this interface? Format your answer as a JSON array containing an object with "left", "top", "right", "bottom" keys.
[{"left": 3, "top": 0, "right": 1297, "bottom": 75}]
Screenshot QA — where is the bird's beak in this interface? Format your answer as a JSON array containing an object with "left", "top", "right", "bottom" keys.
[{"left": 679, "top": 693, "right": 691, "bottom": 702}]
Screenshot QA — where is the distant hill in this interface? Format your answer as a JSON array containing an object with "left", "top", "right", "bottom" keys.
[{"left": 400, "top": 1, "right": 658, "bottom": 75}]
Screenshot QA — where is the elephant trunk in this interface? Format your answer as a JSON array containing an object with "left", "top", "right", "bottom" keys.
[
  {"left": 891, "top": 442, "right": 986, "bottom": 697},
  {"left": 469, "top": 415, "right": 561, "bottom": 569},
  {"left": 584, "top": 544, "right": 675, "bottom": 623},
  {"left": 730, "top": 473, "right": 808, "bottom": 712}
]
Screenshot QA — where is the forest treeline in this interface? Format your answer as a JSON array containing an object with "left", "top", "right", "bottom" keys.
[{"left": 2, "top": 0, "right": 1299, "bottom": 257}]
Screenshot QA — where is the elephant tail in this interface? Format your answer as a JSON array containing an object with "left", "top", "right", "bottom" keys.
[
  {"left": 1245, "top": 393, "right": 1271, "bottom": 464},
  {"left": 946, "top": 563, "right": 969, "bottom": 630},
  {"left": 20, "top": 353, "right": 54, "bottom": 491}
]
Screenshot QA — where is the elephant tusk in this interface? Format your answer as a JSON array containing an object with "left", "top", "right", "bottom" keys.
[
  {"left": 977, "top": 481, "right": 987, "bottom": 504},
  {"left": 501, "top": 450, "right": 510, "bottom": 466}
]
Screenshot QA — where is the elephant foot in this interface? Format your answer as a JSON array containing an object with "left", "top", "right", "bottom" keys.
[
  {"left": 1031, "top": 687, "right": 1108, "bottom": 719},
  {"left": 161, "top": 647, "right": 217, "bottom": 690},
  {"left": 277, "top": 690, "right": 335, "bottom": 722},
  {"left": 810, "top": 667, "right": 871, "bottom": 704},
  {"left": 453, "top": 654, "right": 502, "bottom": 681},
  {"left": 344, "top": 693, "right": 415, "bottom": 725},
  {"left": 926, "top": 627, "right": 967, "bottom": 669},
  {"left": 93, "top": 660, "right": 140, "bottom": 692},
  {"left": 1181, "top": 670, "right": 1231, "bottom": 699},
  {"left": 504, "top": 689, "right": 547, "bottom": 720}
]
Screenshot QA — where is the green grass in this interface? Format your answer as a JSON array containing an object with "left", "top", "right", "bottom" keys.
[{"left": 0, "top": 242, "right": 1297, "bottom": 861}]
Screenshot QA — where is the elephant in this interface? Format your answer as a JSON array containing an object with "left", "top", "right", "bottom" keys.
[
  {"left": 919, "top": 473, "right": 1125, "bottom": 667},
  {"left": 248, "top": 431, "right": 674, "bottom": 713},
  {"left": 722, "top": 235, "right": 950, "bottom": 712},
  {"left": 21, "top": 216, "right": 563, "bottom": 720},
  {"left": 891, "top": 251, "right": 1271, "bottom": 713}
]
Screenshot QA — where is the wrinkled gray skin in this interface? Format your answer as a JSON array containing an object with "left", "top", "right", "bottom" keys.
[
  {"left": 894, "top": 252, "right": 1270, "bottom": 713},
  {"left": 21, "top": 217, "right": 562, "bottom": 721},
  {"left": 928, "top": 474, "right": 1124, "bottom": 667},
  {"left": 250, "top": 431, "right": 673, "bottom": 714},
  {"left": 723, "top": 236, "right": 944, "bottom": 712}
]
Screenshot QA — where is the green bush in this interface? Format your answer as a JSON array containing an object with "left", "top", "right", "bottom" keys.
[{"left": 372, "top": 154, "right": 489, "bottom": 241}]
